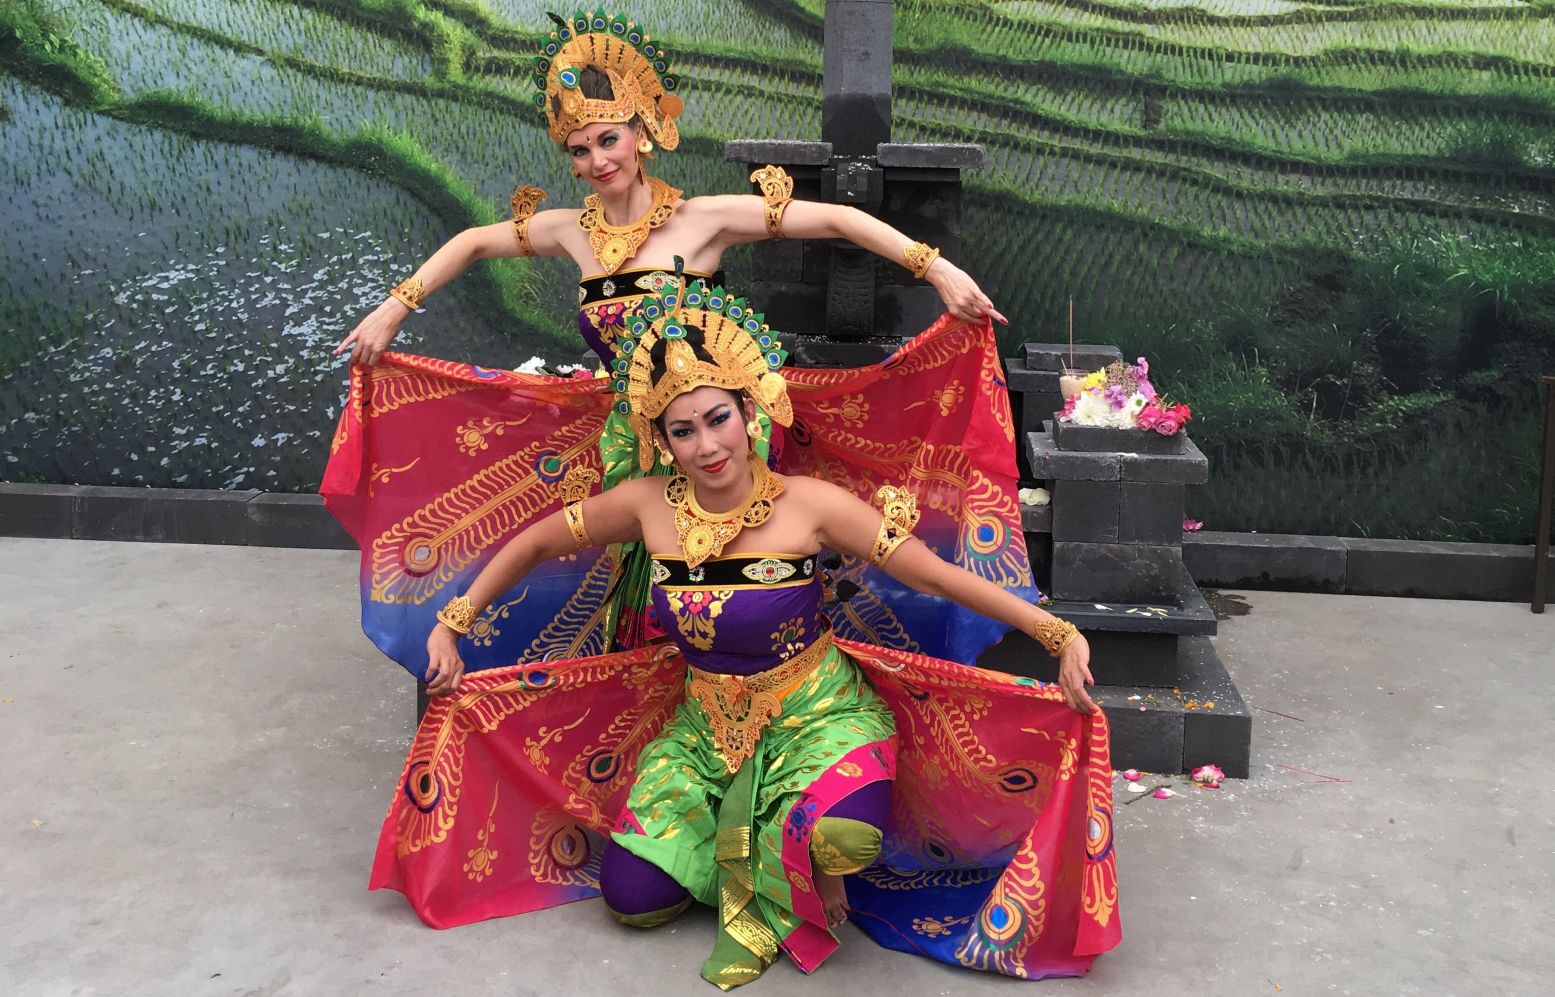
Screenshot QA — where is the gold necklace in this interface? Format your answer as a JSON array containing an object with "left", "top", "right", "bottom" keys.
[
  {"left": 577, "top": 175, "right": 682, "bottom": 276},
  {"left": 666, "top": 453, "right": 785, "bottom": 569}
]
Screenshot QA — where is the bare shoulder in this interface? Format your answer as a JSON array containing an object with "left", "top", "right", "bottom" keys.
[
  {"left": 679, "top": 192, "right": 750, "bottom": 218},
  {"left": 777, "top": 473, "right": 854, "bottom": 507}
]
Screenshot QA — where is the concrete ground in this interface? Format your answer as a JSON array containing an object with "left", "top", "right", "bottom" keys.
[{"left": 1, "top": 537, "right": 1552, "bottom": 997}]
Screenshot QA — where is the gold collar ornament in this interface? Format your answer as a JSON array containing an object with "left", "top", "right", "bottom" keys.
[
  {"left": 665, "top": 453, "right": 786, "bottom": 568},
  {"left": 612, "top": 262, "right": 794, "bottom": 473},
  {"left": 535, "top": 10, "right": 683, "bottom": 150},
  {"left": 578, "top": 175, "right": 682, "bottom": 275}
]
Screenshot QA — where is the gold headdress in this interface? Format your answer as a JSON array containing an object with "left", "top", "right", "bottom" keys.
[
  {"left": 612, "top": 261, "right": 792, "bottom": 471},
  {"left": 534, "top": 9, "right": 683, "bottom": 149}
]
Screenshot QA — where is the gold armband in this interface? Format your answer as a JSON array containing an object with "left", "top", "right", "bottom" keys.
[
  {"left": 903, "top": 241, "right": 940, "bottom": 280},
  {"left": 510, "top": 184, "right": 547, "bottom": 256},
  {"left": 437, "top": 595, "right": 477, "bottom": 635},
  {"left": 563, "top": 501, "right": 594, "bottom": 550},
  {"left": 1032, "top": 616, "right": 1080, "bottom": 658},
  {"left": 388, "top": 275, "right": 425, "bottom": 310},
  {"left": 867, "top": 485, "right": 921, "bottom": 567},
  {"left": 558, "top": 465, "right": 600, "bottom": 550},
  {"left": 749, "top": 165, "right": 793, "bottom": 240}
]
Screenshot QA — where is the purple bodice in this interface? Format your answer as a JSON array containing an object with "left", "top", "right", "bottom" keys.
[
  {"left": 577, "top": 266, "right": 718, "bottom": 362},
  {"left": 649, "top": 552, "right": 826, "bottom": 675}
]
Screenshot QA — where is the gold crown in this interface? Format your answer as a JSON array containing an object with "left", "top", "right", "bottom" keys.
[
  {"left": 535, "top": 10, "right": 683, "bottom": 149},
  {"left": 614, "top": 275, "right": 791, "bottom": 471}
]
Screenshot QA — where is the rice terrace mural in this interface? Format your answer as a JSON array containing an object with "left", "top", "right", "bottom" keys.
[{"left": 2, "top": 0, "right": 1553, "bottom": 543}]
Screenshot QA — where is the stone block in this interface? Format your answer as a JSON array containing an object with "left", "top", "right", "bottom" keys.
[
  {"left": 1050, "top": 541, "right": 1181, "bottom": 603},
  {"left": 1002, "top": 360, "right": 1062, "bottom": 395},
  {"left": 1023, "top": 343, "right": 1122, "bottom": 372},
  {"left": 1345, "top": 537, "right": 1534, "bottom": 601},
  {"left": 72, "top": 485, "right": 150, "bottom": 542},
  {"left": 1178, "top": 637, "right": 1252, "bottom": 779},
  {"left": 1101, "top": 700, "right": 1184, "bottom": 775},
  {"left": 1087, "top": 631, "right": 1181, "bottom": 687},
  {"left": 0, "top": 482, "right": 74, "bottom": 538},
  {"left": 1120, "top": 439, "right": 1209, "bottom": 484},
  {"left": 1027, "top": 433, "right": 1121, "bottom": 481},
  {"left": 142, "top": 489, "right": 255, "bottom": 545},
  {"left": 1182, "top": 531, "right": 1347, "bottom": 593},
  {"left": 1052, "top": 479, "right": 1120, "bottom": 543},
  {"left": 1021, "top": 394, "right": 1063, "bottom": 436},
  {"left": 751, "top": 239, "right": 804, "bottom": 282},
  {"left": 248, "top": 493, "right": 357, "bottom": 550},
  {"left": 876, "top": 143, "right": 985, "bottom": 169},
  {"left": 1052, "top": 419, "right": 1187, "bottom": 455},
  {"left": 1020, "top": 503, "right": 1051, "bottom": 535},
  {"left": 724, "top": 139, "right": 832, "bottom": 165},
  {"left": 1119, "top": 481, "right": 1185, "bottom": 546}
]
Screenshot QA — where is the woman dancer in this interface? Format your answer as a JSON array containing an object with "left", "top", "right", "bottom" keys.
[
  {"left": 371, "top": 276, "right": 1119, "bottom": 989},
  {"left": 324, "top": 9, "right": 1027, "bottom": 662}
]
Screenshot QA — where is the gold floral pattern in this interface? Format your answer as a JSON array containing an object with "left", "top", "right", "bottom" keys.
[
  {"left": 463, "top": 787, "right": 500, "bottom": 883},
  {"left": 368, "top": 458, "right": 421, "bottom": 497},
  {"left": 913, "top": 914, "right": 972, "bottom": 938},
  {"left": 665, "top": 588, "right": 733, "bottom": 650},
  {"left": 455, "top": 415, "right": 532, "bottom": 457},
  {"left": 769, "top": 615, "right": 807, "bottom": 657}
]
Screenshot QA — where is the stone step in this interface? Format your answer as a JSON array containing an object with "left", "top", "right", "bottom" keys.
[
  {"left": 1097, "top": 637, "right": 1251, "bottom": 779},
  {"left": 1026, "top": 430, "right": 1208, "bottom": 485}
]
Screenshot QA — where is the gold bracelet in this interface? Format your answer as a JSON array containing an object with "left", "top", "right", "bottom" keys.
[
  {"left": 388, "top": 275, "right": 425, "bottom": 310},
  {"left": 510, "top": 184, "right": 547, "bottom": 256},
  {"left": 749, "top": 165, "right": 793, "bottom": 240},
  {"left": 562, "top": 500, "right": 594, "bottom": 550},
  {"left": 867, "top": 485, "right": 921, "bottom": 567},
  {"left": 1032, "top": 617, "right": 1080, "bottom": 658},
  {"left": 436, "top": 594, "right": 477, "bottom": 635},
  {"left": 903, "top": 242, "right": 940, "bottom": 280}
]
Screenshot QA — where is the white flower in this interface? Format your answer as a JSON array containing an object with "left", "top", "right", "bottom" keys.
[
  {"left": 515, "top": 356, "right": 547, "bottom": 374},
  {"left": 1018, "top": 487, "right": 1050, "bottom": 507}
]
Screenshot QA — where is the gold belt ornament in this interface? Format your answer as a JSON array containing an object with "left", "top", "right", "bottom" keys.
[{"left": 689, "top": 632, "right": 833, "bottom": 775}]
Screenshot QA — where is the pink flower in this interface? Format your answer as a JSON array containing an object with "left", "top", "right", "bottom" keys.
[
  {"left": 1152, "top": 788, "right": 1175, "bottom": 799},
  {"left": 1172, "top": 403, "right": 1192, "bottom": 423},
  {"left": 1183, "top": 518, "right": 1203, "bottom": 532},
  {"left": 1191, "top": 764, "right": 1225, "bottom": 788},
  {"left": 1104, "top": 384, "right": 1128, "bottom": 410},
  {"left": 1120, "top": 769, "right": 1141, "bottom": 782},
  {"left": 1059, "top": 394, "right": 1078, "bottom": 420},
  {"left": 1154, "top": 412, "right": 1183, "bottom": 436},
  {"left": 1133, "top": 357, "right": 1150, "bottom": 379},
  {"left": 1136, "top": 404, "right": 1163, "bottom": 431},
  {"left": 1136, "top": 378, "right": 1156, "bottom": 401},
  {"left": 569, "top": 368, "right": 594, "bottom": 380}
]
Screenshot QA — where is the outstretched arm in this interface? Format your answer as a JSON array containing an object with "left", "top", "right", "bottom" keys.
[
  {"left": 811, "top": 481, "right": 1094, "bottom": 713},
  {"left": 333, "top": 206, "right": 575, "bottom": 365},
  {"left": 423, "top": 475, "right": 650, "bottom": 695},
  {"left": 694, "top": 193, "right": 1006, "bottom": 325}
]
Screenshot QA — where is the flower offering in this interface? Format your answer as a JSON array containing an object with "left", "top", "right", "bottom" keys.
[{"left": 1058, "top": 357, "right": 1192, "bottom": 436}]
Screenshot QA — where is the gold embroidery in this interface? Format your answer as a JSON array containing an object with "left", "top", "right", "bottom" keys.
[
  {"left": 688, "top": 632, "right": 833, "bottom": 774},
  {"left": 650, "top": 560, "right": 671, "bottom": 585},
  {"left": 463, "top": 787, "right": 500, "bottom": 883},
  {"left": 368, "top": 457, "right": 421, "bottom": 497},
  {"left": 577, "top": 176, "right": 681, "bottom": 275},
  {"left": 912, "top": 914, "right": 971, "bottom": 938},
  {"left": 768, "top": 615, "right": 806, "bottom": 656},
  {"left": 665, "top": 588, "right": 732, "bottom": 650},
  {"left": 455, "top": 415, "right": 533, "bottom": 457},
  {"left": 468, "top": 590, "right": 528, "bottom": 648}
]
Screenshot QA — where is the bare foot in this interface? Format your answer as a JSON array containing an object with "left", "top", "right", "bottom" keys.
[{"left": 814, "top": 871, "right": 850, "bottom": 930}]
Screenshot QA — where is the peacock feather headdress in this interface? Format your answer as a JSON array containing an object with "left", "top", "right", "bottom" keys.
[
  {"left": 612, "top": 261, "right": 791, "bottom": 471},
  {"left": 533, "top": 9, "right": 683, "bottom": 149}
]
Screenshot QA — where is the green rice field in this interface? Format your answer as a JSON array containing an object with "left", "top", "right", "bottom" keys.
[{"left": 1, "top": 0, "right": 1552, "bottom": 542}]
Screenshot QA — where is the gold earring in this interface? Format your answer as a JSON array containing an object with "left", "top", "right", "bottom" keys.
[
  {"left": 747, "top": 420, "right": 762, "bottom": 439},
  {"left": 637, "top": 137, "right": 653, "bottom": 156},
  {"left": 658, "top": 447, "right": 674, "bottom": 467}
]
